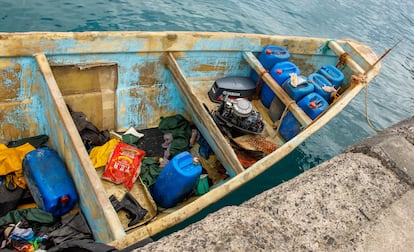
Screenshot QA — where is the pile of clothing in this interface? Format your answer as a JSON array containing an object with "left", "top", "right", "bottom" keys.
[
  {"left": 0, "top": 135, "right": 49, "bottom": 217},
  {"left": 0, "top": 135, "right": 117, "bottom": 251},
  {"left": 0, "top": 209, "right": 117, "bottom": 251}
]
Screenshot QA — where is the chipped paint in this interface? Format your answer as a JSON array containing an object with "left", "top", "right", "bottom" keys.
[
  {"left": 0, "top": 61, "right": 21, "bottom": 101},
  {"left": 192, "top": 63, "right": 227, "bottom": 72}
]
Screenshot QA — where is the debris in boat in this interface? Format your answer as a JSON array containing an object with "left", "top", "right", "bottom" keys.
[
  {"left": 124, "top": 127, "right": 145, "bottom": 139},
  {"left": 89, "top": 138, "right": 121, "bottom": 169},
  {"left": 0, "top": 208, "right": 54, "bottom": 251},
  {"left": 6, "top": 134, "right": 49, "bottom": 149},
  {"left": 102, "top": 142, "right": 146, "bottom": 191},
  {"left": 234, "top": 149, "right": 258, "bottom": 168},
  {"left": 68, "top": 105, "right": 110, "bottom": 151},
  {"left": 0, "top": 143, "right": 36, "bottom": 190},
  {"left": 233, "top": 135, "right": 277, "bottom": 155},
  {"left": 189, "top": 142, "right": 228, "bottom": 184},
  {"left": 308, "top": 73, "right": 336, "bottom": 103},
  {"left": 282, "top": 74, "right": 314, "bottom": 101},
  {"left": 133, "top": 127, "right": 165, "bottom": 157},
  {"left": 212, "top": 97, "right": 264, "bottom": 136},
  {"left": 197, "top": 134, "right": 213, "bottom": 159},
  {"left": 228, "top": 137, "right": 267, "bottom": 169},
  {"left": 288, "top": 72, "right": 306, "bottom": 88},
  {"left": 189, "top": 129, "right": 199, "bottom": 147},
  {"left": 0, "top": 176, "right": 26, "bottom": 217},
  {"left": 194, "top": 174, "right": 209, "bottom": 195},
  {"left": 139, "top": 157, "right": 163, "bottom": 188},
  {"left": 160, "top": 133, "right": 173, "bottom": 168},
  {"left": 0, "top": 209, "right": 117, "bottom": 251},
  {"left": 158, "top": 114, "right": 192, "bottom": 158},
  {"left": 109, "top": 192, "right": 148, "bottom": 227},
  {"left": 121, "top": 126, "right": 145, "bottom": 147}
]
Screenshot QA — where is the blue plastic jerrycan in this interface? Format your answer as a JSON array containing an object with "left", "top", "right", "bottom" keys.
[
  {"left": 151, "top": 151, "right": 202, "bottom": 208},
  {"left": 251, "top": 45, "right": 290, "bottom": 83},
  {"left": 308, "top": 73, "right": 334, "bottom": 103},
  {"left": 317, "top": 65, "right": 344, "bottom": 89},
  {"left": 22, "top": 147, "right": 78, "bottom": 217},
  {"left": 282, "top": 75, "right": 314, "bottom": 101},
  {"left": 279, "top": 92, "right": 329, "bottom": 141},
  {"left": 260, "top": 61, "right": 300, "bottom": 108}
]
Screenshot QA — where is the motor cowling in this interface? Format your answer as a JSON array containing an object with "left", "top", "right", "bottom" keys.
[{"left": 216, "top": 97, "right": 264, "bottom": 135}]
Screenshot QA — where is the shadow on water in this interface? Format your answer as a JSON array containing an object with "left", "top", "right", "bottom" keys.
[{"left": 152, "top": 146, "right": 311, "bottom": 240}]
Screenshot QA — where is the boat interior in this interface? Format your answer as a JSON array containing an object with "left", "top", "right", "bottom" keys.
[{"left": 0, "top": 32, "right": 379, "bottom": 247}]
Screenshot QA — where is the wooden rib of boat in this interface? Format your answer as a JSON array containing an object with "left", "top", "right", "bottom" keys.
[{"left": 0, "top": 31, "right": 380, "bottom": 249}]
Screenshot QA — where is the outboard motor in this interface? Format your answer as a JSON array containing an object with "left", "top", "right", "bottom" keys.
[{"left": 213, "top": 97, "right": 264, "bottom": 135}]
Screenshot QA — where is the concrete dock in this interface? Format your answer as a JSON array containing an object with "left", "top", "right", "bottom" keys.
[{"left": 137, "top": 116, "right": 414, "bottom": 251}]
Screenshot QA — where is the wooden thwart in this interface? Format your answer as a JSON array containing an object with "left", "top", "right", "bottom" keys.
[
  {"left": 327, "top": 41, "right": 365, "bottom": 75},
  {"left": 243, "top": 52, "right": 312, "bottom": 127},
  {"left": 34, "top": 53, "right": 126, "bottom": 242}
]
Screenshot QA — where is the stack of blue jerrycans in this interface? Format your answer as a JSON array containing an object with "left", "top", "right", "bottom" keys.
[
  {"left": 251, "top": 45, "right": 345, "bottom": 141},
  {"left": 278, "top": 65, "right": 345, "bottom": 141}
]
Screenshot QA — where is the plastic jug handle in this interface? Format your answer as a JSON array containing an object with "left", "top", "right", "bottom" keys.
[{"left": 285, "top": 66, "right": 298, "bottom": 72}]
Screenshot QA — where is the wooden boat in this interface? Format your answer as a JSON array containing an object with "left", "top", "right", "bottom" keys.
[{"left": 0, "top": 31, "right": 380, "bottom": 249}]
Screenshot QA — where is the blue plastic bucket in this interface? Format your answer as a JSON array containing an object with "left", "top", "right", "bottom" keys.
[
  {"left": 22, "top": 147, "right": 78, "bottom": 217},
  {"left": 317, "top": 65, "right": 344, "bottom": 89},
  {"left": 251, "top": 45, "right": 290, "bottom": 83},
  {"left": 282, "top": 75, "right": 314, "bottom": 101},
  {"left": 151, "top": 151, "right": 202, "bottom": 208},
  {"left": 308, "top": 73, "right": 334, "bottom": 102},
  {"left": 260, "top": 61, "right": 300, "bottom": 108},
  {"left": 279, "top": 92, "right": 329, "bottom": 141}
]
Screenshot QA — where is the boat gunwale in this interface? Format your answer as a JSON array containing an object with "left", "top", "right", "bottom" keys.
[{"left": 0, "top": 31, "right": 349, "bottom": 57}]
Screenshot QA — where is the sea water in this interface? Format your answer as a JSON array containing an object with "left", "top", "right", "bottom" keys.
[{"left": 1, "top": 0, "right": 413, "bottom": 238}]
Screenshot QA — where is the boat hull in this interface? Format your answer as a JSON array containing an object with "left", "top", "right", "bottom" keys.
[{"left": 0, "top": 31, "right": 380, "bottom": 247}]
